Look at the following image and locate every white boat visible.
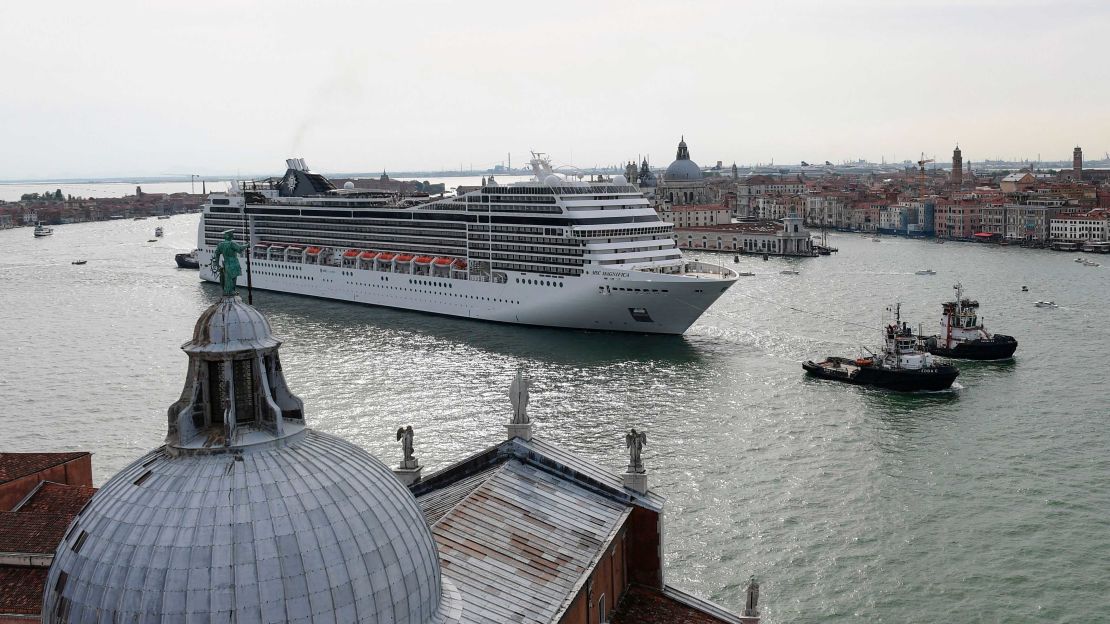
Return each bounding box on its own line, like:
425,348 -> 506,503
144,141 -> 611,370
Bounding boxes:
780,270 -> 799,275
1075,257 -> 1085,263
1081,260 -> 1100,267
196,156 -> 737,334
871,237 -> 881,242
915,269 -> 936,275
155,227 -> 164,238
33,222 -> 53,237
1034,301 -> 1057,308
737,272 -> 755,277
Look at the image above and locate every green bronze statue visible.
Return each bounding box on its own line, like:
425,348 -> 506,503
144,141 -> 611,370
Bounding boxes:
210,230 -> 244,296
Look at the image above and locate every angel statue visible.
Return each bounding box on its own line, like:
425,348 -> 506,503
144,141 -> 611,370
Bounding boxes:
396,425 -> 415,464
508,369 -> 530,425
210,229 -> 244,296
626,428 -> 647,473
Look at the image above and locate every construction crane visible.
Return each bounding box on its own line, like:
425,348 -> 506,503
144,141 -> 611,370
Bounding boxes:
917,153 -> 934,197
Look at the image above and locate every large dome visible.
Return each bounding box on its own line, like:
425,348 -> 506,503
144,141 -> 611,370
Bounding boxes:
43,295 -> 459,623
664,137 -> 703,181
43,430 -> 454,623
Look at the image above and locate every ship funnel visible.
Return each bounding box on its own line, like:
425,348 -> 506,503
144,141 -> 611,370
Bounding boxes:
285,158 -> 296,170
298,158 -> 308,171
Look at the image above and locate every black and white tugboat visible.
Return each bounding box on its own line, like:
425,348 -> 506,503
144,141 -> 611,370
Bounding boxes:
803,304 -> 960,391
174,249 -> 200,269
921,283 -> 1017,360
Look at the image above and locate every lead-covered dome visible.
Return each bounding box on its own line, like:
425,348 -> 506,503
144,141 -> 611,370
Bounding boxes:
665,136 -> 703,181
43,296 -> 459,623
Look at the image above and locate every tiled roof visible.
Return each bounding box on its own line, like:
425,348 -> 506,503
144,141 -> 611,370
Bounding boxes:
419,458 -> 631,623
13,482 -> 97,516
0,452 -> 88,484
611,584 -> 745,624
0,565 -> 48,615
0,511 -> 72,555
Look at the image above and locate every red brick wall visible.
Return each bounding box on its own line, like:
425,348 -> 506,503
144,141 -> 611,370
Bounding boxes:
626,507 -> 662,588
0,455 -> 92,511
559,526 -> 632,624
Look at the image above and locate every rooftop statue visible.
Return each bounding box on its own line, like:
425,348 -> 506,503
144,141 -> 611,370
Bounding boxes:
396,425 -> 415,464
210,229 -> 244,296
509,369 -> 530,424
626,428 -> 647,473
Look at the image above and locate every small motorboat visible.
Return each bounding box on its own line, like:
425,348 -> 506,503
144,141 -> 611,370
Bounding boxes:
147,238 -> 159,242
1034,301 -> 1057,308
1081,260 -> 1100,267
71,260 -> 87,265
737,271 -> 755,277
871,237 -> 881,242
1074,257 -> 1085,263
915,269 -> 936,275
780,270 -> 799,275
175,249 -> 200,269
156,215 -> 171,220
1021,286 -> 1029,292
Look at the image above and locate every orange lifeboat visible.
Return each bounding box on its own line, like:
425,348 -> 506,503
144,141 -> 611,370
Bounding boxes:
452,259 -> 468,269
395,253 -> 414,263
855,357 -> 874,367
413,255 -> 433,265
433,257 -> 452,267
377,252 -> 396,262
359,251 -> 378,260
342,249 -> 359,258
306,246 -> 322,255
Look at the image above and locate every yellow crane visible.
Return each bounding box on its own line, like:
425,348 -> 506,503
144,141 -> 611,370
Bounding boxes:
917,153 -> 934,197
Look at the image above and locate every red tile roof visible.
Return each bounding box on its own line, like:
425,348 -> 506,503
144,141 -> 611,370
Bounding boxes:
0,566 -> 48,615
14,482 -> 97,516
612,584 -> 742,624
0,452 -> 89,484
0,511 -> 72,555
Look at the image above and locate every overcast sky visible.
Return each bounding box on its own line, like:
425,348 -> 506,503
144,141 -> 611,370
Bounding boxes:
2,0 -> 1106,179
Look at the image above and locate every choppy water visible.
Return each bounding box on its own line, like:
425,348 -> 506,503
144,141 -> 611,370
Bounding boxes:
1,216 -> 1107,623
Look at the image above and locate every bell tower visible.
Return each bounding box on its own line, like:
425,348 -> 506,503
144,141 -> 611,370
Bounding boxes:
951,145 -> 963,189
1073,146 -> 1083,180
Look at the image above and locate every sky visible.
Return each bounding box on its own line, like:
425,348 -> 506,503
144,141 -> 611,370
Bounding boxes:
1,0 -> 1107,179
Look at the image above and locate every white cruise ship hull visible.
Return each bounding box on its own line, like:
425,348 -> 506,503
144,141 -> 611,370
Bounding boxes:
198,251 -> 732,334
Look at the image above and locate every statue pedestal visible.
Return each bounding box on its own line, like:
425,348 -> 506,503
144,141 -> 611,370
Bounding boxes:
506,422 -> 533,442
394,462 -> 422,487
622,471 -> 648,494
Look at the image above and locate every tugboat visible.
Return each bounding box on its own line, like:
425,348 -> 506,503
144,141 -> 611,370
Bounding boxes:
175,249 -> 200,269
921,283 -> 1018,360
803,304 -> 960,392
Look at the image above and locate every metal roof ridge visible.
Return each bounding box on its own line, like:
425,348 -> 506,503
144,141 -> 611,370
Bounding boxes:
662,585 -> 748,624
509,437 -> 665,511
427,462 -> 509,530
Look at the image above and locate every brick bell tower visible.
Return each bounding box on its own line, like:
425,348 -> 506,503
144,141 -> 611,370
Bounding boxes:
1073,146 -> 1083,180
951,144 -> 963,188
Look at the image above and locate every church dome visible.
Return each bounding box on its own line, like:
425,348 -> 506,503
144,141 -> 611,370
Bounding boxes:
186,295 -> 281,355
664,137 -> 703,181
43,296 -> 459,624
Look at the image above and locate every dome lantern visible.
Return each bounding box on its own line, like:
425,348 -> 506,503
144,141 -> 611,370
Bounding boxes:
166,294 -> 304,451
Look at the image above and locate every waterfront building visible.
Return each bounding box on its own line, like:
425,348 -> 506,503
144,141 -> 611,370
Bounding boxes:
40,295 -> 758,623
934,200 -> 982,240
657,204 -> 731,228
673,212 -> 816,256
1049,209 -> 1109,243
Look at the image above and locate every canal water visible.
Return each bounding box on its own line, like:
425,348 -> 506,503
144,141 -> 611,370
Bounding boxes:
1,216 -> 1107,623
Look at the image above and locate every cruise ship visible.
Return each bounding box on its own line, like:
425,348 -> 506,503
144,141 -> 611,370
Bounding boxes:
196,156 -> 737,334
